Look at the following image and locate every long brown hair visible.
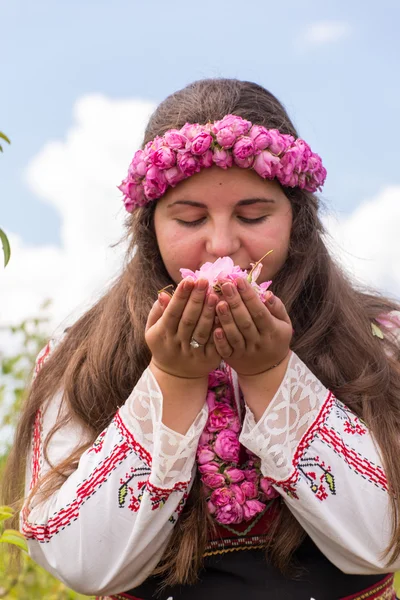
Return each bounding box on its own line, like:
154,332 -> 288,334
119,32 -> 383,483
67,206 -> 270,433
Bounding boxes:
3,79 -> 400,585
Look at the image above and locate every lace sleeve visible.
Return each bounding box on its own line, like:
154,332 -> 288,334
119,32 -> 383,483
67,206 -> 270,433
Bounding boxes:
119,367 -> 209,486
240,351 -> 328,481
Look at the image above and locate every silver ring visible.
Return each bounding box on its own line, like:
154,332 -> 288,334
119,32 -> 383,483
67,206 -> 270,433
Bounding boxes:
190,337 -> 203,349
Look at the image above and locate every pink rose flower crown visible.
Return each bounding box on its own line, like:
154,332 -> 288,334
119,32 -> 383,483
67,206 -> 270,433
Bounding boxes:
118,114 -> 327,212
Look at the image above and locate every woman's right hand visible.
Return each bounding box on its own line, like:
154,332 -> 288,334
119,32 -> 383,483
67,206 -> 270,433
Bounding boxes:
145,277 -> 221,379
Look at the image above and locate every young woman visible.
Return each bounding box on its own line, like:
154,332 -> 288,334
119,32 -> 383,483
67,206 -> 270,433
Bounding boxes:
3,78 -> 400,600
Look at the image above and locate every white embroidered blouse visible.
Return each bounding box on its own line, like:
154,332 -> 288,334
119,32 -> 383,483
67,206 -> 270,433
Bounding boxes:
21,313 -> 400,597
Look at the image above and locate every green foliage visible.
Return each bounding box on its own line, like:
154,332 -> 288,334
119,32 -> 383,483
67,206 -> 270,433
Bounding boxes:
0,131 -> 11,267
0,310 -> 92,599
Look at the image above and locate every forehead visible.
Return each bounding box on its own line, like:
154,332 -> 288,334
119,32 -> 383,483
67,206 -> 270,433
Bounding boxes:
159,166 -> 286,209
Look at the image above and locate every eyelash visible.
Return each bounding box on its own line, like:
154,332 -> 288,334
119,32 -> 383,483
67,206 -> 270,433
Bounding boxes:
176,216 -> 268,228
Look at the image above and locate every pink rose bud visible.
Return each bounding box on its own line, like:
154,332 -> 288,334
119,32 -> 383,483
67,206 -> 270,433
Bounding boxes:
253,151 -> 280,179
198,461 -> 220,474
150,146 -> 176,170
197,445 -> 215,464
215,127 -> 237,149
243,499 -> 265,520
233,137 -> 255,160
208,370 -> 228,388
143,166 -> 167,199
203,473 -> 226,489
214,429 -> 240,462
249,125 -> 271,151
215,499 -> 244,524
212,147 -> 233,169
199,149 -> 214,168
180,123 -> 202,141
208,405 -> 237,432
177,152 -> 201,176
243,468 -> 258,483
163,165 -> 186,188
191,131 -> 213,155
241,480 -> 258,499
225,467 -> 245,483
268,129 -> 289,155
260,477 -> 279,499
128,149 -> 147,180
231,484 -> 246,505
163,129 -> 187,149
210,487 -> 233,507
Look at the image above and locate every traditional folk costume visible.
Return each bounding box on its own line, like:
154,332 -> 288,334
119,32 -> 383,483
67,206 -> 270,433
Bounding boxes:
21,316 -> 400,600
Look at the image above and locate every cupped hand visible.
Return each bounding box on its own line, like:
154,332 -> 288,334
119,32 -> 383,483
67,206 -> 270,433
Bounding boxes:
212,278 -> 292,376
145,277 -> 222,379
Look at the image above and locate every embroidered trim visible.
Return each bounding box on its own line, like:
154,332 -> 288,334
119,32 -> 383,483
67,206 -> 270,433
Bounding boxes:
31,409 -> 43,490
318,426 -> 388,492
114,412 -> 152,467
340,573 -> 395,599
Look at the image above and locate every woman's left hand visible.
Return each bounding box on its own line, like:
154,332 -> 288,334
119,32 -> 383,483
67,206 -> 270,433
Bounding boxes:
214,278 -> 293,376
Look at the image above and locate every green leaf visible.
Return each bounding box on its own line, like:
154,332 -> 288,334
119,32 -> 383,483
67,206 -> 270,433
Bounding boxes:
0,131 -> 11,145
324,472 -> 335,493
371,322 -> 384,339
0,228 -> 11,267
0,506 -> 14,522
0,529 -> 28,552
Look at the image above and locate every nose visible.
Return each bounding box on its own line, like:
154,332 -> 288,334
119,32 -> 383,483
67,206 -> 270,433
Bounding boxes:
205,223 -> 241,259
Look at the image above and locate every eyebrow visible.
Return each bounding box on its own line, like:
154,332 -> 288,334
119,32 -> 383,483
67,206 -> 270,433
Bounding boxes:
167,198 -> 276,208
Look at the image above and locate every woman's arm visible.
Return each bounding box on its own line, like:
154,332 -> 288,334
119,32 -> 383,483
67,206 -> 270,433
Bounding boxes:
21,341 -> 208,596
238,348 -> 400,575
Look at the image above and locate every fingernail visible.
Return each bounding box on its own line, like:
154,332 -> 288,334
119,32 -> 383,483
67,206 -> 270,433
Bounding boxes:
218,302 -> 228,315
158,293 -> 164,307
197,278 -> 208,291
222,283 -> 234,297
267,292 -> 275,304
183,277 -> 194,291
215,329 -> 224,340
237,278 -> 246,291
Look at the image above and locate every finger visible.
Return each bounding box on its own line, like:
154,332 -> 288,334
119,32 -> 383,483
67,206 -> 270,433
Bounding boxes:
145,298 -> 164,332
265,292 -> 292,326
213,327 -> 233,358
161,277 -> 195,333
216,301 -> 245,351
235,278 -> 274,334
158,292 -> 172,313
220,282 -> 258,342
177,278 -> 210,340
189,292 -> 218,346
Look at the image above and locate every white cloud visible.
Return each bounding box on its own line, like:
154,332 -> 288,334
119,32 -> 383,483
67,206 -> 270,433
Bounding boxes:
302,20 -> 352,45
323,185 -> 400,300
0,94 -> 155,340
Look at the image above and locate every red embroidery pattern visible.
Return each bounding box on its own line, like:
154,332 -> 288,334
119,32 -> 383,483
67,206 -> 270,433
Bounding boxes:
33,340 -> 52,379
114,412 -> 152,467
31,409 -> 43,490
146,480 -> 190,511
340,573 -> 395,599
118,467 -> 151,512
318,426 -> 388,492
89,430 -> 107,454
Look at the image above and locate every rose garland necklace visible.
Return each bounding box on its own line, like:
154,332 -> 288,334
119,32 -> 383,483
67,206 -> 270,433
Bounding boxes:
196,368 -> 279,526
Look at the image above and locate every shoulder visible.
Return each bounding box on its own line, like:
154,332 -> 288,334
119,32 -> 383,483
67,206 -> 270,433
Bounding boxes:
33,329 -> 69,379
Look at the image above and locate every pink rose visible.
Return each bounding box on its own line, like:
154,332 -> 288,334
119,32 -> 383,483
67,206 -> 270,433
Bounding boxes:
191,132 -> 213,155
243,468 -> 258,483
243,499 -> 265,520
208,370 -> 228,388
210,487 -> 232,507
163,129 -> 186,149
208,405 -> 237,432
180,123 -> 202,141
197,445 -> 215,464
205,390 -> 217,411
215,127 -> 237,148
213,115 -> 252,137
212,147 -> 233,169
150,146 -> 176,170
241,480 -> 258,499
163,165 -> 186,187
253,151 -> 280,179
199,149 -> 214,168
225,467 -> 245,483
214,430 -> 240,462
233,137 -> 255,160
143,165 -> 167,199
203,473 -> 226,489
199,428 -> 214,445
128,149 -> 147,181
198,461 -> 220,474
268,129 -> 289,155
231,484 -> 246,505
177,152 -> 201,176
260,477 -> 279,499
215,499 -> 244,524
249,125 -> 272,151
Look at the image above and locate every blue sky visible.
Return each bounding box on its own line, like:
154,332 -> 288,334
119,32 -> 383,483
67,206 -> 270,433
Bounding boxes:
2,0 -> 400,246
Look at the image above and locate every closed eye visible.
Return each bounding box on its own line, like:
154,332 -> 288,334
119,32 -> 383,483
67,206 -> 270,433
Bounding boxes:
175,216 -> 268,228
